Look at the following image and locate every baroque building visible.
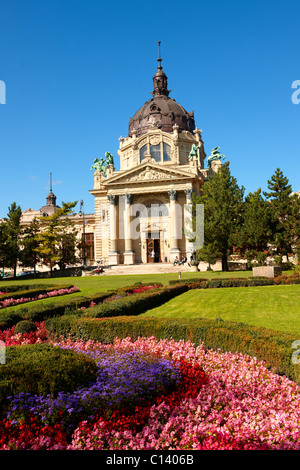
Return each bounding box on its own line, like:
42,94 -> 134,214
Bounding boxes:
21,43 -> 223,269
90,43 -> 221,266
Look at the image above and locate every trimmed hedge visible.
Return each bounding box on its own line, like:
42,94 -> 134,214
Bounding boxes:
0,284 -> 76,302
169,273 -> 300,289
0,284 -> 49,293
45,315 -> 300,386
0,343 -> 98,415
80,285 -> 189,319
0,282 -> 166,330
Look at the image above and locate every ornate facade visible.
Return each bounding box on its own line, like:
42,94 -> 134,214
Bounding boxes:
89,43 -> 221,266
21,43 -> 223,269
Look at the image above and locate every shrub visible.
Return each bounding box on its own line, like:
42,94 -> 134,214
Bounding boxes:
0,344 -> 98,415
45,316 -> 300,387
81,285 -> 189,319
14,320 -> 37,335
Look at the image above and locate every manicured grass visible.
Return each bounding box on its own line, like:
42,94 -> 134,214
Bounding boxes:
141,284 -> 300,337
0,269 -> 254,295
1,270 -> 298,336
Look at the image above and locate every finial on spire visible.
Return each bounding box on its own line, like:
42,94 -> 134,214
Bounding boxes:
157,41 -> 162,70
151,41 -> 170,97
50,172 -> 52,192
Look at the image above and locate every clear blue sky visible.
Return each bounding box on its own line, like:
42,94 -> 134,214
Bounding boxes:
0,0 -> 299,218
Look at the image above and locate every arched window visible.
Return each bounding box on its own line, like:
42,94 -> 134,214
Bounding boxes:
140,145 -> 148,162
139,142 -> 172,163
150,144 -> 161,162
163,143 -> 171,161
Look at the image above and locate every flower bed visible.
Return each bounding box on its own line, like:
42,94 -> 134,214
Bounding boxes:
0,286 -> 80,309
0,328 -> 300,450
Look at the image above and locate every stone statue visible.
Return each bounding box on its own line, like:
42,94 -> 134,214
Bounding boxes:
105,152 -> 114,166
90,157 -> 107,176
188,144 -> 199,161
207,146 -> 225,168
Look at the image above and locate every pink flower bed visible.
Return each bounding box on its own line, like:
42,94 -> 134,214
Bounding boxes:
0,286 -> 80,309
60,336 -> 300,450
1,329 -> 300,450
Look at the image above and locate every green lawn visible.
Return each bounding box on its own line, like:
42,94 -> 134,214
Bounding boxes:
141,284 -> 300,336
0,270 -> 255,296
1,271 -> 299,337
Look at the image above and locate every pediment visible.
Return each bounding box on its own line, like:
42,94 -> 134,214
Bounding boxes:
104,162 -> 196,187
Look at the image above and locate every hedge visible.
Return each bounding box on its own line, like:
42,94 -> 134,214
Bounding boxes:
0,282 -> 165,330
0,284 -> 76,302
169,273 -> 300,289
45,315 -> 300,387
80,284 -> 189,319
0,343 -> 98,415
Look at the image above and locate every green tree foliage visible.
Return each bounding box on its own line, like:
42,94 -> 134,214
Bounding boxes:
35,201 -> 78,275
264,168 -> 300,262
193,162 -> 244,271
0,202 -> 22,277
234,188 -> 276,266
19,217 -> 41,274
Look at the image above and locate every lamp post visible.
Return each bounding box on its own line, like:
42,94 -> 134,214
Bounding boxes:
79,200 -> 87,267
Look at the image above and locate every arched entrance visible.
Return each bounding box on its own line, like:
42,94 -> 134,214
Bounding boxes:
147,233 -> 161,263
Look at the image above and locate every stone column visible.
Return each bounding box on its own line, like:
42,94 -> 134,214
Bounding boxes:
108,194 -> 120,265
124,194 -> 136,265
168,190 -> 181,262
184,188 -> 195,256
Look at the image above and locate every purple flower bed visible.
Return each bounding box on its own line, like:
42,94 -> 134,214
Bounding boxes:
6,348 -> 181,435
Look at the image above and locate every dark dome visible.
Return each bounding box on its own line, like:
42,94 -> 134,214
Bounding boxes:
128,95 -> 195,137
128,42 -> 195,137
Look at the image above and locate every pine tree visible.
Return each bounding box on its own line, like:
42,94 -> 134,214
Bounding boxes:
0,202 -> 22,277
193,162 -> 244,271
264,168 -> 300,262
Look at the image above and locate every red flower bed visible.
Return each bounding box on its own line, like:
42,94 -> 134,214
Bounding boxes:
0,415 -> 68,450
75,359 -> 208,437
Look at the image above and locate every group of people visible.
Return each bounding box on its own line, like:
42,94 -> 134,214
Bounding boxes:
173,250 -> 197,267
173,256 -> 187,266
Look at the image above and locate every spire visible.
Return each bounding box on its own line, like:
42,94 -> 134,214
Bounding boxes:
46,172 -> 57,206
151,41 -> 170,97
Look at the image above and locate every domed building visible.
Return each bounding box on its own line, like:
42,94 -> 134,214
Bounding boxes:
90,43 -> 222,266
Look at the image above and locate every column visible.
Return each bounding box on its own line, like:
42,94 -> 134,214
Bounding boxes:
124,193 -> 136,265
168,190 -> 181,262
108,194 -> 120,265
184,188 -> 195,256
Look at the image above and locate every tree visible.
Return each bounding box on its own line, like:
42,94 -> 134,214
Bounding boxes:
234,188 -> 276,267
0,202 -> 22,277
264,168 -> 300,262
35,201 -> 78,275
193,162 -> 244,271
19,218 -> 41,275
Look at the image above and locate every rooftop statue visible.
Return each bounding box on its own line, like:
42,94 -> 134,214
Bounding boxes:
207,146 -> 226,168
105,152 -> 114,166
90,157 -> 107,176
188,144 -> 199,160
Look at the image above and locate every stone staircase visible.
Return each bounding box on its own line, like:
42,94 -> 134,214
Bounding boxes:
100,262 -> 194,276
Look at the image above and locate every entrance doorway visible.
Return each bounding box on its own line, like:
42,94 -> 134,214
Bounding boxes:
147,238 -> 161,263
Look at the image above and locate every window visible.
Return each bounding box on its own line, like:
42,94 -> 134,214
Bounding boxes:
139,141 -> 172,163
163,143 -> 171,161
140,145 -> 148,162
150,144 -> 161,162
84,233 -> 94,261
